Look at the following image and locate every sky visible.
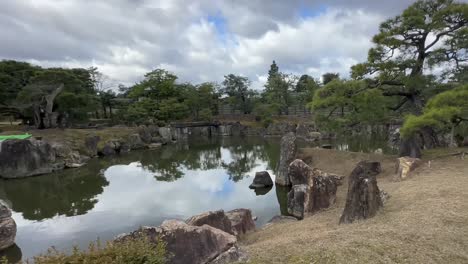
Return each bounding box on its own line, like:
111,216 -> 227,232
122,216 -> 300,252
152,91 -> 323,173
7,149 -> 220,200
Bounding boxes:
0,0 -> 456,90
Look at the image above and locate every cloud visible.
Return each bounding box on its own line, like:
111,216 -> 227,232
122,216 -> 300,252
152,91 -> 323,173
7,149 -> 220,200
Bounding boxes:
1,0 -> 452,89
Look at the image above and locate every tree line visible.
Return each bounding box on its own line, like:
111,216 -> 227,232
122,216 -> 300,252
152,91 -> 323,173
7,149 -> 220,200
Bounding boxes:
0,0 -> 466,148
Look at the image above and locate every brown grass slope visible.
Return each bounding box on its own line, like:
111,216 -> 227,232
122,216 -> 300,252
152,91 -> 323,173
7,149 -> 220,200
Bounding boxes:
242,148 -> 468,264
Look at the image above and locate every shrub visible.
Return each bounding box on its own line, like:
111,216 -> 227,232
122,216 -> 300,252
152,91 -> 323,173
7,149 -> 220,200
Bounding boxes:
24,237 -> 166,264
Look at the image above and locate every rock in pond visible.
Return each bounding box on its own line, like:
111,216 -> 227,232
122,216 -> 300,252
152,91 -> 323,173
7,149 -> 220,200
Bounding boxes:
340,161 -> 383,224
225,209 -> 256,236
249,171 -> 273,189
0,139 -> 63,179
116,219 -> 247,264
0,202 -> 16,251
276,132 -> 297,186
186,210 -> 234,235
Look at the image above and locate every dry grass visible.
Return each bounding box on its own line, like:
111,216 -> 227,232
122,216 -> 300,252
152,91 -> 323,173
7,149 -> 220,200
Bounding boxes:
242,147 -> 468,264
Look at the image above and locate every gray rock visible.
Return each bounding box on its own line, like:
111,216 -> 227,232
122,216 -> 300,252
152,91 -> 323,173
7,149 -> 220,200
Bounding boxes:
159,127 -> 173,142
249,171 -> 273,189
276,132 -> 297,186
138,125 -> 153,143
225,209 -> 256,236
209,246 -> 249,264
186,210 -> 234,235
127,134 -> 146,150
100,141 -> 119,156
340,161 -> 383,224
0,202 -> 16,251
84,135 -> 100,157
287,184 -> 308,219
288,159 -> 313,186
116,219 -> 242,264
0,139 -> 62,178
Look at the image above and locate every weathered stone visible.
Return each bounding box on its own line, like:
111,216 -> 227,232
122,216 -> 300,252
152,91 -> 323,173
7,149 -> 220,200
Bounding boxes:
115,220 -> 240,264
0,202 -> 16,251
395,157 -> 422,181
186,210 -> 234,235
84,135 -> 100,157
287,184 -> 307,219
159,127 -> 173,142
266,122 -> 296,136
0,139 -> 62,178
138,125 -> 153,143
225,209 -> 255,236
249,171 -> 273,189
100,141 -> 118,156
308,132 -> 322,141
51,142 -> 89,168
340,161 -> 383,224
276,132 -> 297,186
127,134 -> 146,150
288,159 -> 313,186
209,246 -> 249,264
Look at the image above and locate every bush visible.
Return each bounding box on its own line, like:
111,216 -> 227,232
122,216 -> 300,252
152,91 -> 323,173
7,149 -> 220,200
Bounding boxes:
9,237 -> 167,264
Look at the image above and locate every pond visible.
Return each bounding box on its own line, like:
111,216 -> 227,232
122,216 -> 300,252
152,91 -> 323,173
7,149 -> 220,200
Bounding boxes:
0,133 -> 394,262
0,136 -> 289,261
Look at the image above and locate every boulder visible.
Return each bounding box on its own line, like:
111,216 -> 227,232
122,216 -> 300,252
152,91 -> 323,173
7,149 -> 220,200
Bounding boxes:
276,132 -> 297,186
127,134 -> 146,150
186,210 -> 234,235
115,220 -> 242,264
308,132 -> 322,141
84,135 -> 100,157
253,186 -> 272,196
287,160 -> 344,219
100,141 -> 119,156
287,184 -> 307,219
0,202 -> 16,251
51,142 -> 89,168
395,157 -> 422,181
0,139 -> 63,178
340,161 -> 383,224
138,125 -> 153,143
159,127 -> 173,142
225,209 -> 255,236
249,171 -> 273,189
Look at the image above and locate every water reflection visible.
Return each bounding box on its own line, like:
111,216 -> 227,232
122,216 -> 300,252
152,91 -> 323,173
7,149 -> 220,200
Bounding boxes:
0,136 -> 283,260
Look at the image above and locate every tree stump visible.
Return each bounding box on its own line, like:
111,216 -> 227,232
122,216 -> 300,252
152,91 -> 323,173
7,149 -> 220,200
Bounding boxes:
339,161 -> 383,224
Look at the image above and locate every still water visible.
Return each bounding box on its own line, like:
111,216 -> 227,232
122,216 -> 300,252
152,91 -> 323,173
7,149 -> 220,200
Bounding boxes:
0,134 -> 393,261
0,137 -> 289,261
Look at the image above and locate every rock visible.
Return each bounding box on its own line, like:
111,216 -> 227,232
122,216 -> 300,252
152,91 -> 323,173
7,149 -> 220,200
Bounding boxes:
51,142 -> 89,168
0,202 -> 16,251
266,122 -> 296,136
138,125 -> 153,143
296,124 -> 317,141
100,141 -> 119,156
148,143 -> 162,149
249,171 -> 273,189
225,209 -> 255,236
340,161 -> 383,224
287,184 -> 307,219
84,135 -> 100,157
0,139 -> 62,178
321,144 -> 333,149
127,134 -> 146,150
209,245 -> 249,264
374,148 -> 383,154
287,159 -> 344,219
186,210 -> 234,235
159,127 -> 173,142
115,220 -> 241,264
288,159 -> 313,186
399,136 -> 421,158
380,190 -> 391,205
395,156 -> 422,181
276,132 -> 297,186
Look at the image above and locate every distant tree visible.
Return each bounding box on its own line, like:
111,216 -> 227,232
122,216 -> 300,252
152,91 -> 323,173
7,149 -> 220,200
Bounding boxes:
322,73 -> 340,85
222,74 -> 254,114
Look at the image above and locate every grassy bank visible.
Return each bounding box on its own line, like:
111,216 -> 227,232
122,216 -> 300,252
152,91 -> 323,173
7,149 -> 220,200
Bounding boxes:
242,148 -> 468,263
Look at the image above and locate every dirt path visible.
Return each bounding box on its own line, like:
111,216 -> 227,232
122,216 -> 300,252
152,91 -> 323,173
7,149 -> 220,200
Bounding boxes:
242,148 -> 468,264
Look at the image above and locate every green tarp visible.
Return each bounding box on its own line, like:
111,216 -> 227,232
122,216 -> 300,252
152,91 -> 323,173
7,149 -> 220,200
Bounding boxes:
0,134 -> 32,140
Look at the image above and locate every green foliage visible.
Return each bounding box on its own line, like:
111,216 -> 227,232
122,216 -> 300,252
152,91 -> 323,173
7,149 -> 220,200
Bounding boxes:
222,74 -> 255,114
253,103 -> 276,127
30,237 -> 166,264
321,73 -> 339,85
401,84 -> 468,138
311,79 -> 390,130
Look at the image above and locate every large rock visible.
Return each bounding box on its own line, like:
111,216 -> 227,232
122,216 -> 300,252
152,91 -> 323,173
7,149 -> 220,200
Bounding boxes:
340,161 -> 383,224
0,139 -> 62,178
84,135 -> 100,157
99,141 -> 119,156
138,125 -> 153,143
0,202 -> 16,251
287,159 -> 344,219
116,220 -> 243,264
276,132 -> 297,186
287,184 -> 308,219
127,134 -> 146,150
395,157 -> 422,181
225,209 -> 255,236
51,142 -> 89,168
186,210 -> 234,235
296,124 -> 320,141
249,171 -> 273,189
159,127 -> 173,142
